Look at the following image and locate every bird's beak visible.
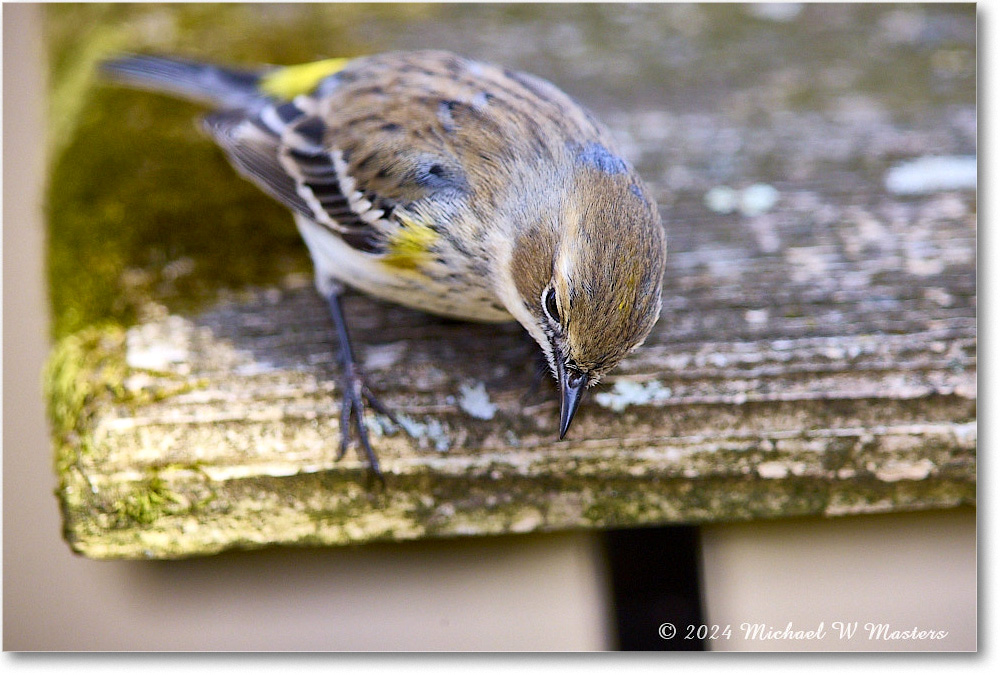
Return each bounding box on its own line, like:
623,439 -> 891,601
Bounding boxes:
557,359 -> 588,439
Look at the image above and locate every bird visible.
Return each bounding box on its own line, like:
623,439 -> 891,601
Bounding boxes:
100,50 -> 667,480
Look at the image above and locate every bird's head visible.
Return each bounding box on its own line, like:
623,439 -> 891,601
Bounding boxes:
500,164 -> 667,438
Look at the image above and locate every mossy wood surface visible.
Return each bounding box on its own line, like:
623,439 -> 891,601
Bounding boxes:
44,5 -> 976,558
50,222 -> 976,559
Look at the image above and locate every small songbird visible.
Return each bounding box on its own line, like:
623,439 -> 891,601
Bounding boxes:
101,50 -> 667,478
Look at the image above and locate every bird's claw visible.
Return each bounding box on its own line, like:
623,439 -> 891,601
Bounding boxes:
335,365 -> 394,487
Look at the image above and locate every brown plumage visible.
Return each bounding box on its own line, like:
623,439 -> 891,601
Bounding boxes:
101,49 -> 667,476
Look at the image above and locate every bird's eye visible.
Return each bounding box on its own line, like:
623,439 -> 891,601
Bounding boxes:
543,287 -> 561,325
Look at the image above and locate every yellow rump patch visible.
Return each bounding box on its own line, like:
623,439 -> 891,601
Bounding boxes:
382,213 -> 439,271
259,58 -> 351,99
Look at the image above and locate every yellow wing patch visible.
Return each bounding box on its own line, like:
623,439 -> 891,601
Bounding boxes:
382,213 -> 439,271
259,58 -> 351,99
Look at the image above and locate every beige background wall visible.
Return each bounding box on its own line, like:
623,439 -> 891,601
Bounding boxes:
3,4 -> 977,652
701,509 -> 976,651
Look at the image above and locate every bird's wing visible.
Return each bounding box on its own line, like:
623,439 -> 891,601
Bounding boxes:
200,49 -> 590,258
203,102 -> 396,254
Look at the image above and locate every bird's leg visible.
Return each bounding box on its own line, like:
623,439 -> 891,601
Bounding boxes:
325,288 -> 401,485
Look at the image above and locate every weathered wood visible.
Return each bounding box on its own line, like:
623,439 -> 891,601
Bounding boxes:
51,178 -> 976,558
45,4 -> 976,558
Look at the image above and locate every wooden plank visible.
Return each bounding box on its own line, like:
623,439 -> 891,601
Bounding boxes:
50,182 -> 976,558
44,4 -> 976,559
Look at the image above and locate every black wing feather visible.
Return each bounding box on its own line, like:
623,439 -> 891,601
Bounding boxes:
202,110 -> 313,216
203,108 -> 386,253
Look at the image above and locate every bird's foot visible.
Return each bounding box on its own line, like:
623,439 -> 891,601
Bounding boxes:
325,287 -> 406,487
336,361 -> 402,487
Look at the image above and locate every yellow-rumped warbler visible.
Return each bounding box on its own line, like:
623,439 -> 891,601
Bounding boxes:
101,50 -> 667,478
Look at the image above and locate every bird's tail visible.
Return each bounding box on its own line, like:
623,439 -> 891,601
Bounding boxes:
100,54 -> 267,109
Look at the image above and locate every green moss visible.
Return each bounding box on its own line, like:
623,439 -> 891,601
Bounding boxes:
45,80 -> 309,340
44,323 -> 208,478
44,325 -> 128,462
60,461 -> 977,559
43,3 -> 455,342
110,473 -> 184,528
